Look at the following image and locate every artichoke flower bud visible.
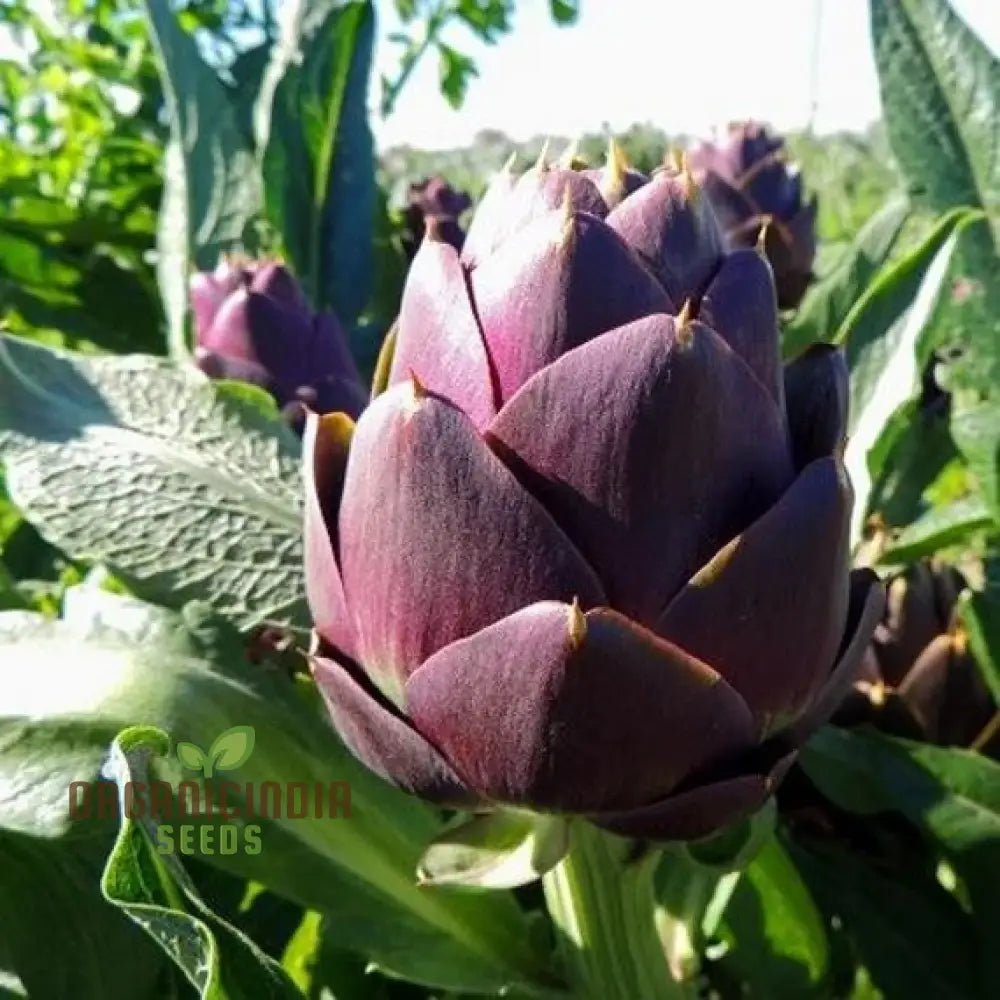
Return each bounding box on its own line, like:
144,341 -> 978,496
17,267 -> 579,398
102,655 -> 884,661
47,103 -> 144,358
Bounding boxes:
190,257 -> 366,423
402,176 -> 473,261
303,136 -> 883,843
687,121 -> 818,309
839,560 -> 995,746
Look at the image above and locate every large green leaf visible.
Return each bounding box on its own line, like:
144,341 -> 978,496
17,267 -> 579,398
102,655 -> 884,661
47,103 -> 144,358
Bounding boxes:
862,398 -> 959,534
801,726 -> 1000,993
871,0 -> 1000,225
101,726 -> 302,999
801,726 -> 1000,843
951,393 -> 1000,522
714,835 -> 830,999
0,592 -> 556,997
870,0 -> 1000,390
264,1 -> 376,328
783,195 -> 910,357
0,334 -> 307,632
838,207 -> 974,541
790,837 -> 979,1000
878,494 -> 993,564
142,0 -> 262,357
838,207 -> 975,428
0,821 -> 176,999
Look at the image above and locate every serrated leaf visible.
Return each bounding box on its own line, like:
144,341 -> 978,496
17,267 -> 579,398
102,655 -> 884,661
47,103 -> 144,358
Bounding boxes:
870,0 -> 999,231
177,741 -> 209,772
0,334 -> 307,632
209,726 -> 256,773
871,0 -> 1000,389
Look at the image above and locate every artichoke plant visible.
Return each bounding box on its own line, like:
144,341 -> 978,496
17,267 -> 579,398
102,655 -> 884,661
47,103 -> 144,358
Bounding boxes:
304,143 -> 883,843
840,560 -> 995,747
688,121 -> 817,309
191,258 -> 366,421
402,176 -> 472,260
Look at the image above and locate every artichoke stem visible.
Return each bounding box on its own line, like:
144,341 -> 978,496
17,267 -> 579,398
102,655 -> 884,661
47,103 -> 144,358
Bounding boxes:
542,821 -> 697,1000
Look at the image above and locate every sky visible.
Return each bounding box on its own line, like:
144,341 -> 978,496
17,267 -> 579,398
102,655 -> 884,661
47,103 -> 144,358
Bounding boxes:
371,0 -> 1000,150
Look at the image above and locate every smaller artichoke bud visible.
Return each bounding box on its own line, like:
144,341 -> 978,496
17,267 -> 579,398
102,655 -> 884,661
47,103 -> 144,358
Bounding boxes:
838,559 -> 995,746
403,177 -> 473,261
687,121 -> 818,310
190,257 -> 366,423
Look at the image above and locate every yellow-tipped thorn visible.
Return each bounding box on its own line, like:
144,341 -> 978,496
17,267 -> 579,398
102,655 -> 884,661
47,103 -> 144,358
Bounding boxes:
535,138 -> 551,171
950,624 -> 969,657
680,153 -> 699,202
605,135 -> 629,175
602,136 -> 627,194
567,597 -> 587,649
677,298 -> 694,326
676,299 -> 696,347
867,680 -> 888,708
755,216 -> 772,255
559,138 -> 583,169
664,147 -> 684,173
408,368 -> 427,403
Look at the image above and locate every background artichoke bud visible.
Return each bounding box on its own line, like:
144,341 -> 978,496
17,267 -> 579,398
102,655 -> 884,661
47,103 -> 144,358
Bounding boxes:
304,137 -> 883,843
687,121 -> 818,310
191,257 -> 366,423
838,560 -> 996,746
402,176 -> 473,260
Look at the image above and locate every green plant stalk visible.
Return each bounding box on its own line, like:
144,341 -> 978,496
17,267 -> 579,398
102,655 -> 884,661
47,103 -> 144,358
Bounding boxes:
542,821 -> 698,1000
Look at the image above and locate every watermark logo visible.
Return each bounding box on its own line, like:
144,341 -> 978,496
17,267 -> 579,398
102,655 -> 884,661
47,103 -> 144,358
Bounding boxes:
176,725 -> 255,778
68,725 -> 351,857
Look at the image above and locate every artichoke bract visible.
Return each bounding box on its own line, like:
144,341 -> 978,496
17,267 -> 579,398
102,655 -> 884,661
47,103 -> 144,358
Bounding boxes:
304,143 -> 883,842
688,122 -> 817,310
840,561 -> 995,746
402,177 -> 472,260
191,258 -> 366,421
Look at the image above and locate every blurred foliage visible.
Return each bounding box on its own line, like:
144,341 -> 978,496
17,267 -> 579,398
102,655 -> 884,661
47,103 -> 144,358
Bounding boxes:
0,0 -> 164,352
379,121 -> 901,258
380,0 -> 579,115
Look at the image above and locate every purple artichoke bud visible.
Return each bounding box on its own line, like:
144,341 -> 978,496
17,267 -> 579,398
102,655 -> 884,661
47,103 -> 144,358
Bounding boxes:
839,560 -> 995,746
303,138 -> 883,843
403,176 -> 473,260
688,121 -> 818,310
191,258 -> 366,421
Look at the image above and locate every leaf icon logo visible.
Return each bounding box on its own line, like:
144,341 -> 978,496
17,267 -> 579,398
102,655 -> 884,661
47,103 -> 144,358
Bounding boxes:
175,725 -> 255,778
